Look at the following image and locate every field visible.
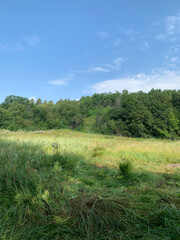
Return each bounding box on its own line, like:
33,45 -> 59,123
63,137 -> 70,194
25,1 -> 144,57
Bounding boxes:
0,130 -> 180,239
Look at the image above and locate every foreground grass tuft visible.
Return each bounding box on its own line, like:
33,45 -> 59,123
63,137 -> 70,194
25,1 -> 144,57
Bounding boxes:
119,159 -> 133,177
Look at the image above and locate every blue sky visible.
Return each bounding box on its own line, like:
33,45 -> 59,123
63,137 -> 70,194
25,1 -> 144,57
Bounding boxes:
1,0 -> 180,102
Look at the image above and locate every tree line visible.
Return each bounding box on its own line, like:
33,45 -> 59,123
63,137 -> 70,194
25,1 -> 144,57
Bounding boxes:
1,89 -> 180,139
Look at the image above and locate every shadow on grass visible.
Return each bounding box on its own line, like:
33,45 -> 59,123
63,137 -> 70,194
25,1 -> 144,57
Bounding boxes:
0,139 -> 180,240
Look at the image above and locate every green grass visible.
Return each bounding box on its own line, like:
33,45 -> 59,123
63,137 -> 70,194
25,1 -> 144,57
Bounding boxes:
0,129 -> 180,239
81,115 -> 96,133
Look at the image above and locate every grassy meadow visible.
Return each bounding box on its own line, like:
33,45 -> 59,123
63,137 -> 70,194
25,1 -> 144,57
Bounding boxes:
0,129 -> 180,239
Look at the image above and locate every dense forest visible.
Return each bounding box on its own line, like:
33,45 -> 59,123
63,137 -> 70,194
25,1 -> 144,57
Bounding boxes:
1,89 -> 180,139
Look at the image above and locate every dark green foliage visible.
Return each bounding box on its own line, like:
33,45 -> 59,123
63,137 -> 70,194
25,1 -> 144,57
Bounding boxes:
1,89 -> 180,138
97,89 -> 180,138
0,96 -> 83,131
79,92 -> 120,116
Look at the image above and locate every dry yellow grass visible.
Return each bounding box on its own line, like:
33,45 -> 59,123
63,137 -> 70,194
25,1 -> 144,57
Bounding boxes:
0,129 -> 180,174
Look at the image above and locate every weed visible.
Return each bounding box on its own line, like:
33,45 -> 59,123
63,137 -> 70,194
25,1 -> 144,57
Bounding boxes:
91,146 -> 105,158
119,159 -> 133,177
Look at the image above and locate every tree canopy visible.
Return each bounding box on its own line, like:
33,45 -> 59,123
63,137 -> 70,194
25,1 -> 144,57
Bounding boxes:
1,90 -> 180,139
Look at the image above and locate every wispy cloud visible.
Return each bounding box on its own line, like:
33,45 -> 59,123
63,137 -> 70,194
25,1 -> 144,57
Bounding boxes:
104,57 -> 124,70
97,31 -> 109,39
0,35 -> 40,53
48,73 -> 74,86
112,38 -> 122,46
124,29 -> 135,35
89,69 -> 180,93
91,67 -> 110,73
14,43 -> 24,51
114,57 -> 124,65
49,79 -> 68,86
0,43 -> 24,52
154,12 -> 180,41
154,34 -> 166,41
166,13 -> 180,35
164,44 -> 180,69
23,35 -> 40,47
140,41 -> 150,51
152,13 -> 180,71
80,57 -> 125,74
0,44 -> 11,52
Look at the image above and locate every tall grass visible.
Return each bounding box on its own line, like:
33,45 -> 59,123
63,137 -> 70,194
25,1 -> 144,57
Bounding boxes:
119,158 -> 133,177
0,130 -> 180,239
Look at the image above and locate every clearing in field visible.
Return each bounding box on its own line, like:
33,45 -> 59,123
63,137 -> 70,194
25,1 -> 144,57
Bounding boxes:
0,130 -> 180,239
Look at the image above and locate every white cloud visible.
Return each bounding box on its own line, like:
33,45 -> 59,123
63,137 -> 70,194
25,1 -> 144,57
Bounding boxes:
49,79 -> 69,86
163,44 -> 180,69
114,57 -> 124,66
0,43 -> 24,52
94,57 -> 124,72
155,12 -> 180,41
171,56 -> 178,62
78,57 -> 124,74
104,57 -> 124,70
23,35 -> 40,47
0,44 -> 11,52
91,67 -> 110,73
166,14 -> 180,35
48,73 -> 74,86
0,35 -> 39,52
97,31 -> 109,39
89,69 -> 180,93
140,41 -> 150,51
